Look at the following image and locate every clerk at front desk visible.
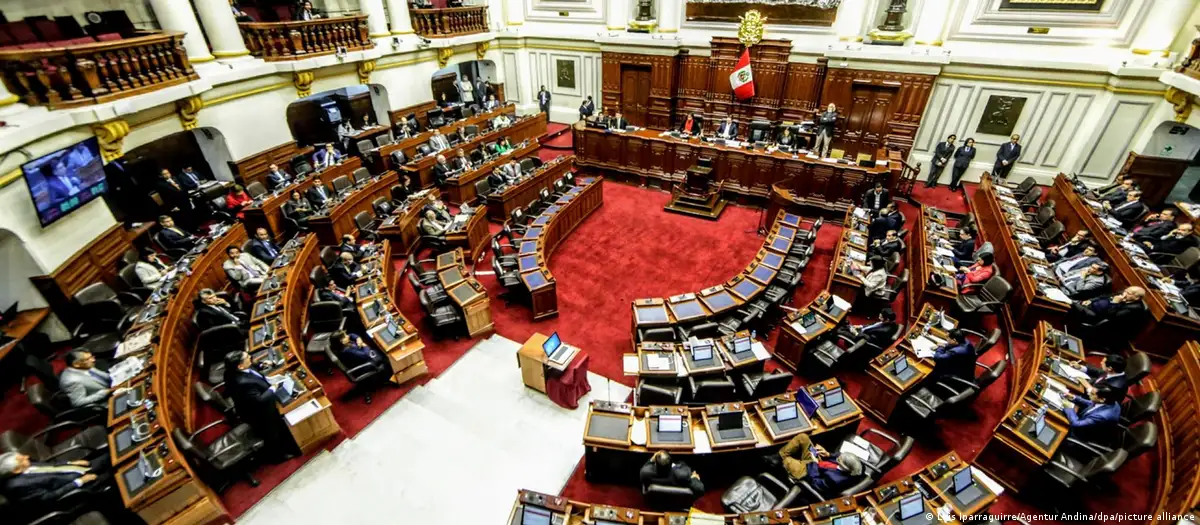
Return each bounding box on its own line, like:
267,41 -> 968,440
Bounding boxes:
608,113 -> 628,131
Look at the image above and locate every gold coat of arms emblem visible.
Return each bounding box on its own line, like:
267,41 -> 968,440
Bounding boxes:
738,10 -> 766,48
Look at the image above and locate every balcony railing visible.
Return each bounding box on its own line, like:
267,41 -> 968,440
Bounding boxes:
0,31 -> 198,110
239,15 -> 372,62
410,7 -> 489,38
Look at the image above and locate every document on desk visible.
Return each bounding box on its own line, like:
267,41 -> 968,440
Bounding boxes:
1021,247 -> 1047,261
686,511 -> 725,525
646,354 -> 672,371
630,417 -> 648,446
831,294 -> 851,312
839,437 -> 872,462
285,399 -> 325,426
852,207 -> 868,220
1055,362 -> 1090,382
974,467 -> 1005,496
692,429 -> 711,454
622,354 -> 638,375
848,249 -> 867,262
116,331 -> 154,359
935,246 -> 955,258
1041,287 -> 1072,304
911,336 -> 937,357
999,195 -> 1019,206
1041,387 -> 1066,409
751,341 -> 771,360
1016,233 -> 1039,246
109,357 -> 145,387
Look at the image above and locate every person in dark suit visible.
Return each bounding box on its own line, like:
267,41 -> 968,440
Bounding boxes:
537,86 -> 551,114
176,166 -> 202,191
306,182 -> 333,208
223,351 -> 298,462
579,96 -> 595,121
778,433 -> 862,492
294,0 -> 321,20
451,148 -> 473,171
1060,263 -> 1108,300
196,289 -> 248,330
1081,353 -> 1131,396
157,215 -> 197,252
317,279 -> 356,313
155,168 -> 191,213
638,451 -> 704,497
680,113 -> 703,135
608,113 -> 628,131
868,211 -> 892,241
487,169 -> 507,191
329,331 -> 389,402
0,452 -> 111,508
993,134 -> 1022,180
1061,384 -> 1122,441
777,127 -> 797,148
311,143 -> 343,170
265,163 -> 291,190
1099,177 -> 1137,206
873,203 -> 904,238
1070,285 -> 1146,326
924,134 -> 957,187
931,329 -> 976,382
475,77 -> 491,101
1131,209 -> 1178,244
44,161 -> 83,203
870,229 -> 902,259
339,234 -> 362,261
840,308 -> 898,349
862,182 -> 889,215
329,251 -> 363,288
716,116 -> 738,140
1143,223 -> 1197,262
1104,190 -> 1147,227
284,190 -> 314,227
432,155 -> 454,187
949,138 -> 976,191
951,228 -> 977,267
248,227 -> 282,263
1046,230 -> 1092,263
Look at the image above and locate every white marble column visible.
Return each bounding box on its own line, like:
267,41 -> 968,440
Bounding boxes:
658,0 -> 682,33
912,0 -> 951,45
606,0 -> 628,30
505,0 -> 526,26
386,0 -> 414,34
148,0 -> 214,62
193,0 -> 249,58
1130,0 -> 1197,55
360,0 -> 390,38
835,0 -> 868,41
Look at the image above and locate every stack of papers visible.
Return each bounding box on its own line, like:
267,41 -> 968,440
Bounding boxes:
109,357 -> 145,387
1041,286 -> 1072,304
284,399 -> 324,425
1016,233 -> 1039,246
848,249 -> 867,262
840,436 -> 873,461
621,355 -> 638,374
116,331 -> 154,359
646,354 -> 673,371
831,295 -> 852,311
911,335 -> 937,356
1055,361 -> 1090,382
692,429 -> 711,453
935,247 -> 955,258
1021,247 -> 1047,260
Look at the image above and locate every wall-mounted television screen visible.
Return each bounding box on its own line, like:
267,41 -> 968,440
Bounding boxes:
22,137 -> 107,227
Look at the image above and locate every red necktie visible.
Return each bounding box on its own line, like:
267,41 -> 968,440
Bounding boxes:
818,460 -> 839,470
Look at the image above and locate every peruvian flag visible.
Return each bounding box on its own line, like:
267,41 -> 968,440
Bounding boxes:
730,49 -> 755,100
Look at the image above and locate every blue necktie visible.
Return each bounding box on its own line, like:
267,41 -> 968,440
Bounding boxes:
89,369 -> 110,386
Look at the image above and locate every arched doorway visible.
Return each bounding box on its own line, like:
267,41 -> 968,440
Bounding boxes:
429,60 -> 501,107
285,83 -> 392,153
105,127 -> 235,223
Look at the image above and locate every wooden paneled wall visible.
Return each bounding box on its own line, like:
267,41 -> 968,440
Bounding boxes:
601,38 -> 934,157
29,223 -> 135,324
229,141 -> 316,189
1152,341 -> 1200,525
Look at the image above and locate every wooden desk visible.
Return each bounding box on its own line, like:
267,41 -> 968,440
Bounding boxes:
379,104 -> 517,175
904,203 -> 959,320
376,189 -> 439,255
574,123 -> 901,220
356,241 -> 428,385
516,332 -> 580,394
971,176 -> 1069,337
443,138 -> 540,206
229,140 -> 315,190
308,172 -> 399,245
437,248 -> 493,337
917,452 -> 999,520
1048,174 -> 1200,357
242,156 -> 365,242
0,307 -> 50,363
401,114 -> 546,195
827,208 -> 870,303
774,295 -> 840,372
486,154 -> 573,222
517,171 -> 604,321
856,304 -> 957,425
444,207 -> 489,263
1149,340 -> 1200,525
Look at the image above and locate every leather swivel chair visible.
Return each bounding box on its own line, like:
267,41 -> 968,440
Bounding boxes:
643,483 -> 699,511
307,301 -> 346,336
372,197 -> 393,217
1005,176 -> 1038,199
492,237 -> 518,270
408,253 -> 440,286
197,324 -> 244,385
688,375 -> 736,404
1042,447 -> 1127,490
390,150 -> 408,167
637,380 -> 683,405
245,182 -> 267,199
954,276 -> 1012,317
676,322 -> 719,341
172,424 -> 265,492
331,175 -> 353,195
26,384 -> 105,424
353,210 -> 379,241
637,327 -> 677,344
837,428 -> 914,480
722,473 -> 801,514
419,288 -> 462,340
474,179 -> 491,200
1120,391 -> 1160,428
352,167 -> 372,186
309,266 -> 330,289
194,381 -> 236,418
740,370 -> 793,400
117,265 -> 153,301
491,257 -> 524,304
407,270 -> 450,306
320,246 -> 340,268
356,139 -> 374,156
325,345 -> 391,404
0,422 -> 108,462
961,327 -> 1002,356
906,358 -> 1008,422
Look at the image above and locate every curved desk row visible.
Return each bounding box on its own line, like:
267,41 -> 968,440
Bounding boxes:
631,211 -> 807,337
486,154 -> 574,222
827,207 -> 871,303
401,113 -> 547,199
1048,174 -> 1200,357
242,156 -> 366,242
514,171 -> 604,321
441,136 -> 541,206
854,304 -> 960,426
513,450 -> 1000,525
376,103 -> 517,173
105,225 -> 252,525
307,170 -> 401,245
377,189 -> 441,255
904,204 -> 960,322
349,240 -> 429,384
1150,341 -> 1200,524
582,377 -> 863,484
433,248 -> 494,338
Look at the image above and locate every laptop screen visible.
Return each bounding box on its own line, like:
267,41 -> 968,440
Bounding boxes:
691,344 -> 713,361
892,355 -> 909,375
775,402 -> 798,422
797,390 -> 820,417
542,333 -> 561,357
733,336 -> 752,353
658,414 -> 683,433
832,515 -> 861,525
521,507 -> 552,525
824,388 -> 845,408
1033,411 -> 1047,436
898,494 -> 924,520
953,467 -> 974,494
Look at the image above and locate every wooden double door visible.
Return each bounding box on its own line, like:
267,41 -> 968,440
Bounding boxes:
841,83 -> 898,157
620,65 -> 652,128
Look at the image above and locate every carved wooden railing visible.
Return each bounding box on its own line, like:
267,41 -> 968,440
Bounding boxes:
1179,35 -> 1200,81
0,31 -> 198,110
239,15 -> 372,62
410,7 -> 489,38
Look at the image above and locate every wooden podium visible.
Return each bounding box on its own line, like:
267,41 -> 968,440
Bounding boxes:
517,332 -> 577,393
664,162 -> 727,220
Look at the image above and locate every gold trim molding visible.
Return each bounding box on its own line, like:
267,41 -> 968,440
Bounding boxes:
476,41 -> 490,60
176,96 -> 203,130
212,49 -> 250,58
190,55 -> 216,63
437,47 -> 454,68
357,59 -> 376,84
0,93 -> 19,107
1166,87 -> 1193,123
294,71 -> 315,98
92,120 -> 131,163
939,72 -> 1164,95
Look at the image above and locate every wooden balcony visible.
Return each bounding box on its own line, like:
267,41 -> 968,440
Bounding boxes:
410,7 -> 489,38
1179,34 -> 1200,81
239,15 -> 372,62
0,31 -> 198,110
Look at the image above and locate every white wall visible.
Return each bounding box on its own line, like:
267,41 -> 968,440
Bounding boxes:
192,128 -> 235,181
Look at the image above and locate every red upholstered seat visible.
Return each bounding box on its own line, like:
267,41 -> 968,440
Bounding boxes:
3,22 -> 38,44
94,33 -> 122,42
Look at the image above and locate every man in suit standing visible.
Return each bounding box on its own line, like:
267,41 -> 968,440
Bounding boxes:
862,182 -> 889,215
1104,190 -> 1147,227
993,134 -> 1022,181
157,215 -> 197,252
223,351 -> 298,462
930,329 -> 976,382
475,77 -> 491,101
329,251 -> 363,288
537,85 -> 551,114
949,138 -> 976,191
155,169 -> 191,213
44,161 -> 83,203
59,350 -> 119,408
608,112 -> 628,131
306,182 -> 333,209
716,116 -> 737,140
579,96 -> 595,121
311,143 -> 342,170
248,227 -> 282,264
813,103 -> 838,158
223,246 -> 269,291
1060,385 -> 1122,440
196,289 -> 248,330
924,134 -> 956,187
429,129 -> 451,152
264,163 -> 291,190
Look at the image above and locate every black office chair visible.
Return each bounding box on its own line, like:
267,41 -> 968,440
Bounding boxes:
117,265 -> 153,301
1120,391 -> 1160,428
837,428 -> 914,480
25,384 -> 105,424
811,322 -> 906,369
172,424 -> 264,492
197,324 -> 244,385
954,276 -> 1012,318
390,185 -> 411,205
418,288 -> 462,340
408,253 -> 440,286
352,167 -> 372,187
676,322 -> 719,341
491,257 -> 525,304
475,179 -> 492,199
740,370 -> 793,400
1075,300 -> 1148,351
519,158 -> 537,173
636,380 -> 683,405
427,109 -> 445,127
416,144 -> 432,157
307,301 -> 346,335
1035,220 -> 1065,248
72,282 -> 139,337
1017,186 -> 1043,211
637,327 -> 677,344
0,422 -> 107,463
550,178 -> 568,199
331,175 -> 353,196
688,375 -> 736,404
962,327 -> 1002,356
372,197 -> 393,217
1066,421 -> 1157,463
1004,176 -> 1038,199
390,150 -> 408,167
465,124 -> 479,136
722,472 -> 802,514
320,246 -> 340,268
375,134 -> 394,148
309,266 -> 330,290
1025,204 -> 1056,232
194,381 -> 236,418
1156,246 -> 1200,275
325,345 -> 391,404
905,358 -> 1008,422
1041,447 -> 1127,491
356,139 -> 374,156
643,483 -> 699,511
716,315 -> 743,336
354,210 -> 379,241
861,269 -> 907,315
492,237 -> 518,270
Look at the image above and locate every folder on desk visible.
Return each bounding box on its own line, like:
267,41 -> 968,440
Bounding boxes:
911,336 -> 937,356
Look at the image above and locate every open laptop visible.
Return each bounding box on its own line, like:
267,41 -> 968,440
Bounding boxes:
896,493 -> 929,525
950,466 -> 983,505
542,332 -> 577,366
821,387 -> 853,417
